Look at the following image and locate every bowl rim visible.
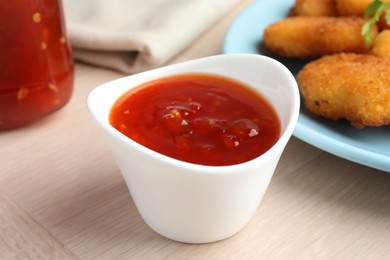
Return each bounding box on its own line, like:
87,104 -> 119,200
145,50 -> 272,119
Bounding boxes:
88,54 -> 300,174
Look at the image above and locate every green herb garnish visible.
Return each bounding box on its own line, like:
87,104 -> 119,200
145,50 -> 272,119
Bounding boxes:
362,0 -> 390,45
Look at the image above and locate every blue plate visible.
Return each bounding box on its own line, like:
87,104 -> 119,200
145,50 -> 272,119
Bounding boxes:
223,0 -> 390,172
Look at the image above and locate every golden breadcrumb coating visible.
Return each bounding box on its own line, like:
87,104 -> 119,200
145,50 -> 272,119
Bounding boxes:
335,0 -> 373,16
263,17 -> 376,59
290,0 -> 337,17
336,0 -> 390,29
371,30 -> 390,57
297,53 -> 390,128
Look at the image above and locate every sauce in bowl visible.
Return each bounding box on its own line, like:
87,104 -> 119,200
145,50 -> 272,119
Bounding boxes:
109,73 -> 280,166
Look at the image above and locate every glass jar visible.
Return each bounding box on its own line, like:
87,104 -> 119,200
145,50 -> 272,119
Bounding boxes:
0,0 -> 74,130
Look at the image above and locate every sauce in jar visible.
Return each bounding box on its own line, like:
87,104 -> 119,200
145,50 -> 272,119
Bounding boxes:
0,0 -> 74,130
109,74 -> 280,166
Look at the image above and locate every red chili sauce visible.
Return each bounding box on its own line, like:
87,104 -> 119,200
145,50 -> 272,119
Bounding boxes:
109,74 -> 281,166
0,0 -> 74,130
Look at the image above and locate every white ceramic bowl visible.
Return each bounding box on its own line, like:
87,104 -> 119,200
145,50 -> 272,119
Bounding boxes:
87,54 -> 300,243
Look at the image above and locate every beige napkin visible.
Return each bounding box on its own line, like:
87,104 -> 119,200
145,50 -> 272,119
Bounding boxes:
63,0 -> 241,74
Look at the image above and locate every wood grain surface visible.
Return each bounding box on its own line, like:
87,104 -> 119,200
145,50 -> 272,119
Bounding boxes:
1,0 -> 390,259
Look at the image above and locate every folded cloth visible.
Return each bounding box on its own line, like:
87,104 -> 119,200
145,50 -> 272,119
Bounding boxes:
63,0 -> 241,74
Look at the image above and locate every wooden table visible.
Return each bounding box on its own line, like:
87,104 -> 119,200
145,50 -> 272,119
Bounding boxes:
2,1 -> 390,259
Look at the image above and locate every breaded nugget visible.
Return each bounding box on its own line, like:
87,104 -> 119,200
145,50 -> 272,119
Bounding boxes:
263,17 -> 376,59
371,30 -> 390,57
335,0 -> 373,16
290,0 -> 337,16
337,0 -> 390,18
297,53 -> 390,128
